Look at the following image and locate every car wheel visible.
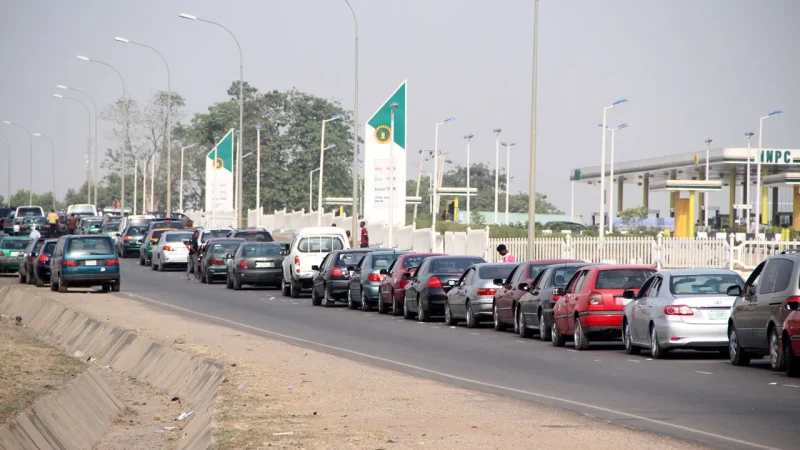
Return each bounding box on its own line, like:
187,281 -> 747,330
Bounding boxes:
111,280 -> 120,292
347,289 -> 357,310
418,296 -> 428,322
444,302 -> 456,326
551,320 -> 565,347
492,304 -> 504,331
233,274 -> 242,291
282,277 -> 291,296
361,291 -> 371,312
649,325 -> 667,359
205,271 -> 214,284
538,311 -> 551,341
157,257 -> 165,271
728,325 -> 751,366
785,332 -> 800,378
403,298 -> 414,320
290,280 -> 301,299
151,257 -> 158,271
518,308 -> 533,338
464,302 -> 478,328
324,287 -> 334,308
393,296 -> 402,317
26,270 -> 33,285
623,321 -> 640,355
377,295 -> 387,315
769,327 -> 785,372
58,278 -> 68,293
34,273 -> 44,288
311,286 -> 322,306
102,284 -> 110,292
18,271 -> 24,283
50,274 -> 58,292
226,274 -> 233,289
139,255 -> 145,266
120,249 -> 127,258
574,318 -> 590,351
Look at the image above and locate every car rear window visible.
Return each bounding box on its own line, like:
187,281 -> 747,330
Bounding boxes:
335,252 -> 367,267
670,274 -> 743,295
234,230 -> 273,242
67,237 -> 114,256
86,220 -> 102,227
432,258 -> 485,274
0,239 -> 30,250
22,217 -> 45,224
243,244 -> 281,257
127,225 -> 148,235
372,254 -> 400,271
478,265 -> 515,280
17,208 -> 41,217
402,255 -> 432,269
103,223 -> 120,232
529,264 -> 550,279
42,242 -> 56,255
150,230 -> 168,241
166,232 -> 193,243
210,242 -> 241,255
551,266 -> 581,286
298,236 -> 344,253
595,269 -> 655,289
152,221 -> 184,230
203,229 -> 231,242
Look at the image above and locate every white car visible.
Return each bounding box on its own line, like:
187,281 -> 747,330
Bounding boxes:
66,204 -> 98,217
152,230 -> 194,272
198,227 -> 233,253
282,227 -> 350,298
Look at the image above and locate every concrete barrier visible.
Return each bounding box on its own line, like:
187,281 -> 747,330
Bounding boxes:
0,286 -> 223,450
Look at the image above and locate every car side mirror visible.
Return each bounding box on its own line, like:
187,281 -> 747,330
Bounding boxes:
311,265 -> 320,271
518,283 -> 529,291
622,289 -> 636,300
402,272 -> 411,280
493,278 -> 504,286
727,285 -> 742,297
379,269 -> 388,275
553,287 -> 564,296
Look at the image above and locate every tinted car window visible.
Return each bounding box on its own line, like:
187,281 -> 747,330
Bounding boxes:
233,230 -> 273,242
166,232 -> 193,243
552,266 -> 581,286
203,230 -> 231,242
669,274 -> 744,295
403,255 -> 432,269
209,242 -> 241,255
432,258 -> 484,274
595,269 -> 655,289
17,208 -> 41,217
371,254 -> 399,270
150,230 -> 168,241
529,264 -> 550,279
243,244 -> 280,257
478,265 -> 515,280
298,237 -> 343,252
335,252 -> 367,267
126,226 -> 148,235
102,222 -> 120,232
152,221 -> 185,230
42,242 -> 57,255
67,237 -> 114,256
771,259 -> 794,293
32,240 -> 45,253
1,239 -> 30,250
759,260 -> 782,295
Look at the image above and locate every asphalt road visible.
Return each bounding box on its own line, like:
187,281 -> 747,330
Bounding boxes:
111,259 -> 799,450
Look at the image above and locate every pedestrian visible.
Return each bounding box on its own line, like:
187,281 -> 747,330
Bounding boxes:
186,230 -> 200,281
360,221 -> 369,248
497,244 -> 516,263
29,225 -> 41,241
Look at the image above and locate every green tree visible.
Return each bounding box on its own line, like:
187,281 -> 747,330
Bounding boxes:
618,205 -> 648,224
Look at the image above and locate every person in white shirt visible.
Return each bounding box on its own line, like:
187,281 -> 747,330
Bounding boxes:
29,225 -> 41,241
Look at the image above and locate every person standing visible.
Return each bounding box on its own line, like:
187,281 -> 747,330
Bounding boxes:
186,230 -> 200,281
497,244 -> 516,263
360,221 -> 369,248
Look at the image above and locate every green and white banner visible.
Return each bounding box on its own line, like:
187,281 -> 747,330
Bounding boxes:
205,129 -> 234,212
364,80 -> 407,225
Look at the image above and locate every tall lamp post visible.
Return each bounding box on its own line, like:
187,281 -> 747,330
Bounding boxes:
463,134 -> 474,225
492,127 -> 502,224
754,110 -> 783,232
318,114 -> 344,225
255,125 -> 262,227
53,94 -> 92,203
2,121 -> 33,204
32,133 -> 56,211
133,157 -> 138,215
597,122 -> 627,233
745,131 -> 754,231
527,0 -> 540,259
179,144 -> 197,213
598,98 -> 628,242
389,103 -> 398,247
0,133 -> 9,206
114,36 -> 173,215
57,85 -> 98,203
704,138 -> 713,228
309,167 -> 321,212
502,141 -> 516,224
431,118 -> 455,249
342,0 -> 360,240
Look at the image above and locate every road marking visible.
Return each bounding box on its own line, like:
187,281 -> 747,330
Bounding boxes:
784,384 -> 800,388
695,371 -> 713,375
121,291 -> 781,450
516,340 -> 526,343
470,332 -> 480,336
627,359 -> 641,363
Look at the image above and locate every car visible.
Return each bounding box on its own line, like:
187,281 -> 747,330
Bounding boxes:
19,238 -> 57,287
13,206 -> 45,234
403,255 -> 486,321
77,216 -> 104,235
517,263 -> 594,340
138,228 -> 172,266
552,265 -> 655,350
347,250 -> 407,311
66,212 -> 93,234
282,227 -> 349,298
147,219 -> 185,232
101,214 -> 122,225
198,238 -> 245,284
198,227 -> 233,252
18,238 -> 46,284
276,241 -> 291,256
311,249 -> 378,307
19,216 -> 50,238
0,236 -> 32,273
227,228 -> 274,242
622,269 -> 744,358
226,241 -> 284,290
493,259 -> 583,331
0,207 -> 14,223
116,223 -> 149,258
783,298 -> 800,377
66,204 -> 99,216
3,211 -> 16,235
445,262 -> 515,328
117,214 -> 154,236
152,230 -> 194,271
378,253 -> 444,315
727,255 -> 800,371
50,234 -> 120,293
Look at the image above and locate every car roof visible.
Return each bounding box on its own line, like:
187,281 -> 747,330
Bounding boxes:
530,259 -> 584,264
2,236 -> 31,240
371,250 -> 410,256
426,255 -> 485,261
149,228 -> 172,233
232,228 -> 269,232
469,262 -> 516,268
593,264 -> 655,271
658,269 -> 741,276
240,241 -> 278,245
331,248 -> 378,254
164,230 -> 193,234
208,238 -> 245,242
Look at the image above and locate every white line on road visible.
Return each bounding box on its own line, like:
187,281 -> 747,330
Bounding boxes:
121,291 -> 781,450
784,384 -> 800,388
695,371 -> 713,375
627,359 -> 641,363
470,332 -> 480,336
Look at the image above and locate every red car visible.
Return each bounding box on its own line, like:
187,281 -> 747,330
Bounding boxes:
783,298 -> 800,377
493,259 -> 583,331
378,253 -> 444,315
552,265 -> 655,350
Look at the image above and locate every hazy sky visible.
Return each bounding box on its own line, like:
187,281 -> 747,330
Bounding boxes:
1,0 -> 798,219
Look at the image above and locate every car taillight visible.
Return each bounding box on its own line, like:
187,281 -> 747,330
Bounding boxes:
427,276 -> 442,288
294,255 -> 300,265
368,272 -> 383,282
786,296 -> 800,306
477,288 -> 497,296
37,254 -> 49,264
331,267 -> 343,277
0,250 -> 7,256
63,260 -> 77,267
124,236 -> 134,241
664,305 -> 693,316
163,245 -> 174,252
589,292 -> 603,305
211,257 -> 224,265
105,258 -> 119,266
239,260 -> 248,269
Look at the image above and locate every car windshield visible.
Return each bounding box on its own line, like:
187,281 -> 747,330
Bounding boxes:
595,269 -> 655,289
235,230 -> 273,242
551,266 -> 581,286
67,237 -> 114,256
42,242 -> 56,256
103,223 -> 120,232
371,254 -> 400,271
166,232 -> 193,243
17,208 -> 41,217
478,265 -> 515,280
403,255 -> 432,269
335,252 -> 367,267
432,258 -> 485,274
1,239 -> 31,250
210,242 -> 241,255
203,229 -> 231,241
127,226 -> 148,236
243,244 -> 281,257
298,236 -> 344,252
669,274 -> 743,295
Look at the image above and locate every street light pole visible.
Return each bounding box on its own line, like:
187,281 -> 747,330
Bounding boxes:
745,131 -> 754,232
598,122 -> 628,233
527,0 -> 539,257
150,151 -> 155,211
704,138 -> 713,228
255,125 -> 261,227
32,133 -> 56,211
343,0 -> 360,240
317,114 -> 344,225
754,110 -> 783,232
431,118 -> 455,250
464,134 -> 474,226
179,144 -> 197,213
389,103 -> 398,247
133,157 -> 138,215
2,121 -> 34,204
502,142 -> 516,224
57,85 -> 98,204
53,94 -> 92,203
0,133 -> 9,207
492,128 -> 502,224
599,99 -> 628,242
310,168 -> 320,212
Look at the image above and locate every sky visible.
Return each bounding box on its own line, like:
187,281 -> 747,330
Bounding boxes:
1,0 -> 799,220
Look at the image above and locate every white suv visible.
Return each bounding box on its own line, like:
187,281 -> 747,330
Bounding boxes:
282,227 -> 349,298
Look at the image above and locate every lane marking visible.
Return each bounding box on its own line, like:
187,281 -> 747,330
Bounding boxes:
470,332 -> 480,336
627,359 -> 641,363
120,291 -> 781,450
695,371 -> 713,375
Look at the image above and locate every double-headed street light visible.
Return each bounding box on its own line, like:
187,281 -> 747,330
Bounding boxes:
32,133 -> 56,211
57,85 -> 98,203
492,127 -> 502,224
599,98 -> 628,242
53,93 -> 92,203
0,133 -> 10,206
318,114 -> 344,225
754,110 -> 783,231
431,118 -> 455,249
501,141 -> 516,225
597,122 -> 628,233
2,120 -> 33,204
463,134 -> 474,224
180,144 -> 198,213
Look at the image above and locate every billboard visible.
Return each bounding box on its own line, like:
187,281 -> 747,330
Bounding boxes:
205,129 -> 234,212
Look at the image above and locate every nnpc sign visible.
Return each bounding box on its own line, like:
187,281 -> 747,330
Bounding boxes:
760,149 -> 794,165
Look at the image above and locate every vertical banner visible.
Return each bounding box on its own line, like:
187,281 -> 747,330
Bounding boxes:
364,80 -> 407,225
205,129 -> 234,212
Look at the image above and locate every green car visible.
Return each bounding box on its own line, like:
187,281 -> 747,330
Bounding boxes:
85,219 -> 103,235
101,221 -> 120,239
0,236 -> 33,272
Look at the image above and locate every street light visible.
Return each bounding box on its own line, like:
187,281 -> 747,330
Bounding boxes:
77,55 -> 130,211
492,127 -> 502,224
53,93 -> 92,203
463,134 -> 474,225
431,118 -> 455,249
179,13 -> 244,227
179,144 -> 197,213
114,36 -> 173,215
342,0 -> 360,240
597,122 -> 628,233
32,133 -> 56,211
309,167 -> 321,212
0,133 -> 10,206
754,110 -> 783,231
389,103 -> 398,247
57,84 -> 98,203
255,125 -> 262,227
2,120 -> 33,204
318,114 -> 344,225
527,0 -> 540,258
745,131 -> 755,231
599,98 -> 628,242
502,142 -> 516,225
704,138 -> 713,228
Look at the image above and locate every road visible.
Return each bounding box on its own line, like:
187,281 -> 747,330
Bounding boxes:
115,259 -> 799,450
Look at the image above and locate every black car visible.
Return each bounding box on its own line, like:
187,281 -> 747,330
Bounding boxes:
311,249 -> 377,307
403,255 -> 486,321
198,238 -> 245,284
18,238 -> 46,284
117,224 -> 149,258
227,228 -> 274,242
347,250 -> 407,311
517,263 -> 593,339
226,242 -> 284,290
21,238 -> 57,287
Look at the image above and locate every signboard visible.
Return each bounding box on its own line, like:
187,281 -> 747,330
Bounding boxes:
760,149 -> 794,165
363,81 -> 407,226
205,129 -> 234,212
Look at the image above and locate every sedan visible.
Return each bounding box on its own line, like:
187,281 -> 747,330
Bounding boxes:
19,216 -> 50,238
404,255 -> 486,322
311,249 -> 376,307
0,236 -> 32,273
138,228 -> 171,266
226,242 -> 284,290
198,238 -> 245,284
622,269 -> 743,358
445,263 -> 515,328
518,262 -> 592,339
378,253 -> 444,315
152,231 -> 194,271
347,250 -> 407,311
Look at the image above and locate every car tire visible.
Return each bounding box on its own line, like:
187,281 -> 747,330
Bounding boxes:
233,274 -> 242,291
18,271 -> 25,283
347,289 -> 357,310
769,327 -> 785,372
26,270 -> 33,285
226,274 -> 233,289
623,321 -> 641,355
551,320 -> 565,347
50,274 -> 58,292
728,325 -> 750,366
444,302 -> 457,326
151,258 -> 158,271
157,257 -> 165,271
34,273 -> 44,288
403,298 -> 414,320
205,271 -> 214,285
377,296 -> 387,315
139,255 -> 145,266
785,332 -> 800,378
649,325 -> 667,359
311,286 -> 322,306
538,311 -> 551,341
58,278 -> 68,293
324,287 -> 335,308
418,296 -> 428,322
518,308 -> 533,338
102,284 -> 110,292
361,291 -> 371,312
393,296 -> 402,317
120,249 -> 127,259
574,318 -> 590,351
111,280 -> 120,292
290,280 -> 301,299
491,304 -> 504,331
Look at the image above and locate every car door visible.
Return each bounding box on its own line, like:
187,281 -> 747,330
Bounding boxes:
556,270 -> 584,333
313,254 -> 330,298
494,266 -> 516,322
563,270 -> 590,335
523,269 -> 547,323
752,258 -> 792,351
351,254 -> 368,299
733,261 -> 765,348
632,276 -> 659,343
406,260 -> 428,312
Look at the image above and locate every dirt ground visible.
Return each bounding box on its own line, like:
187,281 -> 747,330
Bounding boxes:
11,281 -> 707,450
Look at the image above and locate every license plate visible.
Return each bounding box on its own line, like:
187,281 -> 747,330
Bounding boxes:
10,251 -> 21,257
13,225 -> 19,232
707,310 -> 728,321
255,262 -> 273,268
85,260 -> 97,266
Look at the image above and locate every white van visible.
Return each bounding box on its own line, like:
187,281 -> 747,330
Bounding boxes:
67,204 -> 98,216
281,227 -> 350,298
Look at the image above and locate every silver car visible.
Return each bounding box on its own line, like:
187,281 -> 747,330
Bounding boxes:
622,269 -> 744,358
445,263 -> 516,328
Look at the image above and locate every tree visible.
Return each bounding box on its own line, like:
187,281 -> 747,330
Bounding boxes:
618,205 -> 648,225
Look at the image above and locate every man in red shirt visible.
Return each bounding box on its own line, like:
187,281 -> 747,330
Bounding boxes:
360,221 -> 369,248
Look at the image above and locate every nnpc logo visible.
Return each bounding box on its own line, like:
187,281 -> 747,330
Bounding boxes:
374,125 -> 391,144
